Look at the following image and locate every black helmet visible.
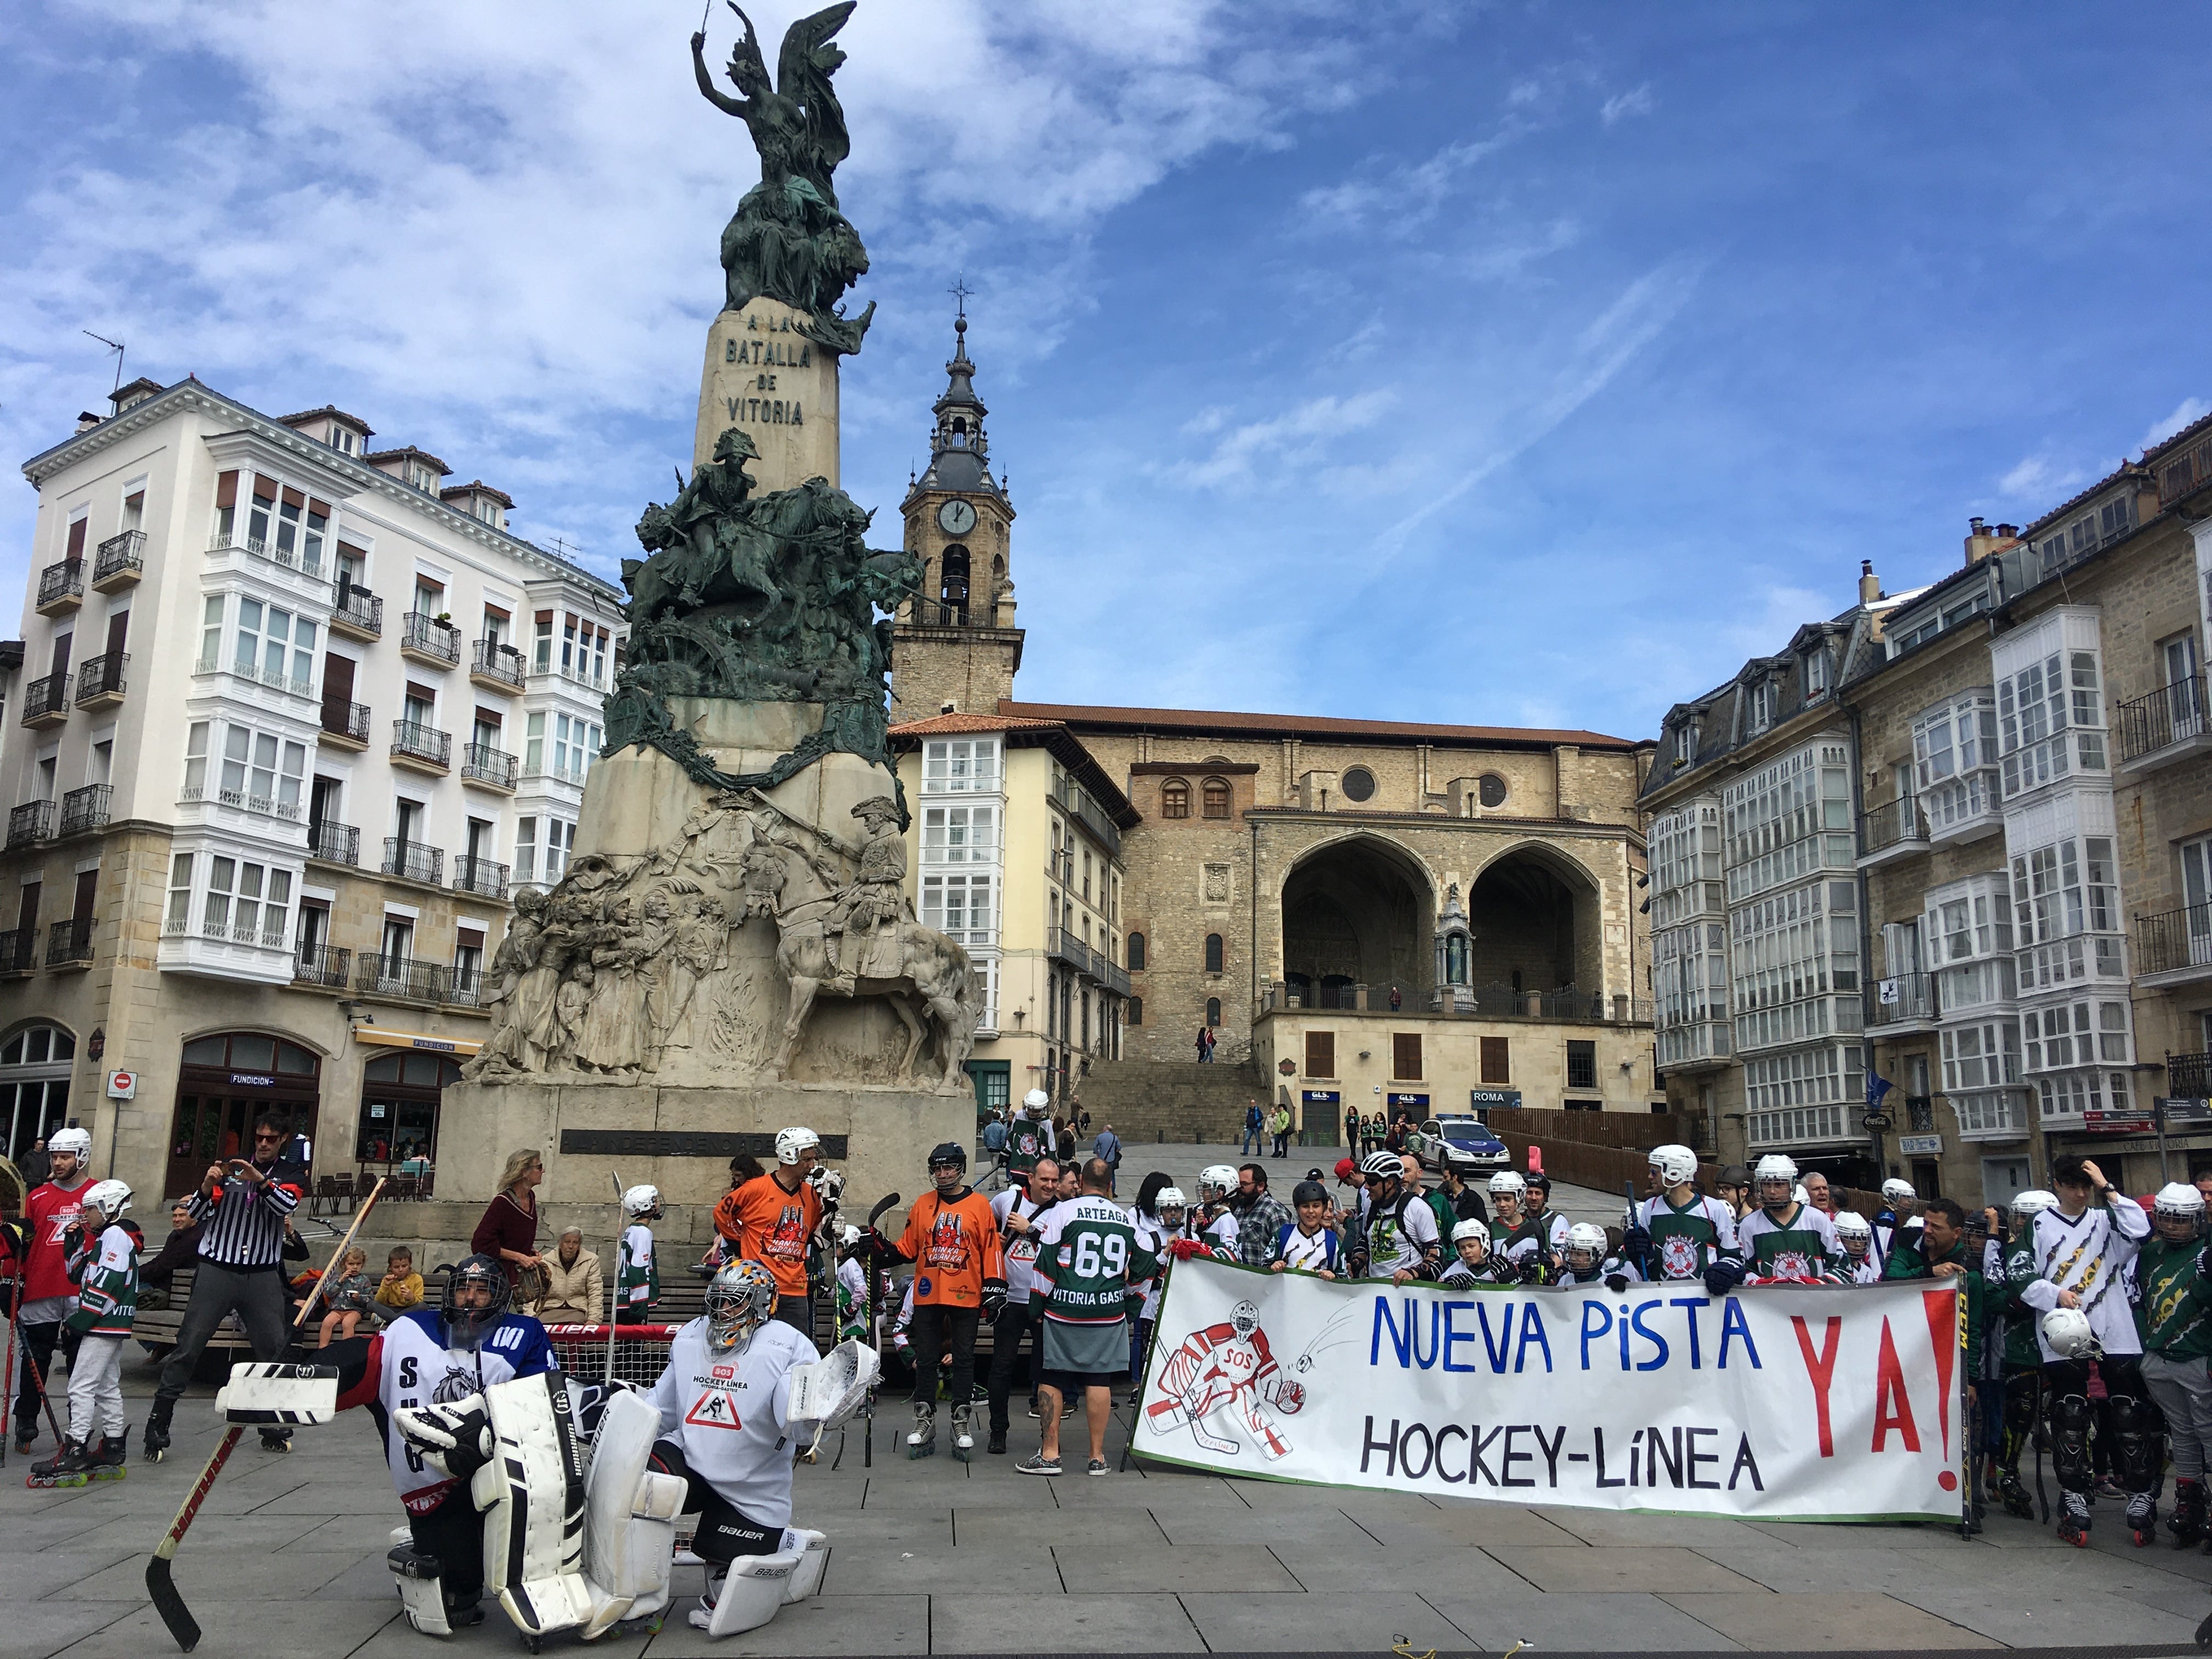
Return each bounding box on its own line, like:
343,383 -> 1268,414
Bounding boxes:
1291,1180 -> 1328,1207
441,1254 -> 511,1348
927,1142 -> 967,1173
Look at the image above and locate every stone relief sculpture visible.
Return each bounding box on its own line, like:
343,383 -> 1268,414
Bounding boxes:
462,793 -> 981,1091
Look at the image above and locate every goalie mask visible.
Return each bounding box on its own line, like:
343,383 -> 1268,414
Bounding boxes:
706,1260 -> 778,1352
442,1254 -> 512,1349
79,1177 -> 132,1223
775,1126 -> 821,1167
1564,1221 -> 1608,1273
1229,1300 -> 1260,1339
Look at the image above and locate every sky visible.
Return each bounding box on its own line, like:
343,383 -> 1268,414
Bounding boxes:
3,1 -> 2208,743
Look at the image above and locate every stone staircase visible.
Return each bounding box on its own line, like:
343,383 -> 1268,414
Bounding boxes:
1074,1058 -> 1272,1145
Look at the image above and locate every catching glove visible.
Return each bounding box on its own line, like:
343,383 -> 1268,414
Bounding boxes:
1703,1257 -> 1750,1298
980,1279 -> 1007,1321
1517,1255 -> 1547,1285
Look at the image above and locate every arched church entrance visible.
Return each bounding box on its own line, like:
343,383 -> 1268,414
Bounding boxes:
1282,837 -> 1433,1009
1466,844 -> 1604,1014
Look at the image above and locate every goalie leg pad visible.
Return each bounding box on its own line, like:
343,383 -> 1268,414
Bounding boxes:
698,1548 -> 804,1637
781,1528 -> 828,1603
387,1545 -> 452,1638
582,1387 -> 685,1637
471,1372 -> 592,1639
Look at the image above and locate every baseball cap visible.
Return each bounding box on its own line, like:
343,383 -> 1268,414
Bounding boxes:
1334,1158 -> 1357,1181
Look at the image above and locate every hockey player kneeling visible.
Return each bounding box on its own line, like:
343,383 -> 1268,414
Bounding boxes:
644,1259 -> 826,1638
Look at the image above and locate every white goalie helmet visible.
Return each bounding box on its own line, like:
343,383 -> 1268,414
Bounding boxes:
1487,1170 -> 1527,1197
1881,1177 -> 1917,1207
1155,1186 -> 1188,1217
46,1125 -> 92,1161
621,1183 -> 663,1220
2041,1306 -> 2101,1360
1451,1217 -> 1490,1246
1022,1088 -> 1051,1119
1792,1183 -> 1811,1205
775,1126 -> 822,1167
1198,1165 -> 1238,1202
1230,1300 -> 1260,1338
80,1178 -> 132,1223
2154,1181 -> 2207,1221
1833,1211 -> 1873,1246
2010,1188 -> 2058,1223
839,1224 -> 862,1249
1564,1221 -> 1608,1267
1648,1143 -> 1699,1187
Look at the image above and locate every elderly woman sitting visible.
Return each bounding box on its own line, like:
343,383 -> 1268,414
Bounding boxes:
532,1226 -> 603,1325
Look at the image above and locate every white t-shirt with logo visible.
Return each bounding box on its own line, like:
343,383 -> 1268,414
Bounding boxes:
646,1315 -> 819,1528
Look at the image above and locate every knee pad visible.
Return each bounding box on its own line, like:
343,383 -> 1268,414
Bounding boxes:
387,1544 -> 450,1637
2112,1393 -> 2165,1490
2052,1393 -> 2093,1491
781,1527 -> 828,1603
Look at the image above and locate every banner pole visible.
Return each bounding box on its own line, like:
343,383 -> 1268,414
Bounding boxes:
1119,1255 -> 1171,1473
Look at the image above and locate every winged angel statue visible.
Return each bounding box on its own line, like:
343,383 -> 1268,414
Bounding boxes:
692,2 -> 876,354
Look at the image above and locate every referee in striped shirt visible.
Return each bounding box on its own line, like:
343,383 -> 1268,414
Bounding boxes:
144,1118 -> 306,1458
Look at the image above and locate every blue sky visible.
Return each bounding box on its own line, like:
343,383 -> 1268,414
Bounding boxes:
3,2 -> 2207,743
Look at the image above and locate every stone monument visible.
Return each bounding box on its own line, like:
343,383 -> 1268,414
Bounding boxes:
436,2 -> 974,1215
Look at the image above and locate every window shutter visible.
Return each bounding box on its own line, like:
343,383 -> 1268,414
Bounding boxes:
216,471 -> 240,509
1392,1032 -> 1423,1080
251,475 -> 278,504
281,486 -> 306,510
1306,1030 -> 1335,1077
65,520 -> 87,558
1481,1036 -> 1510,1084
308,497 -> 332,518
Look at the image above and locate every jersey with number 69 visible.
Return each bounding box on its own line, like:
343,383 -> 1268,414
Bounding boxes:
330,1307 -> 556,1514
1035,1197 -> 1160,1327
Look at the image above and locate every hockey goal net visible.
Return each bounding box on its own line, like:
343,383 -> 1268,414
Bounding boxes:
544,1323 -> 682,1390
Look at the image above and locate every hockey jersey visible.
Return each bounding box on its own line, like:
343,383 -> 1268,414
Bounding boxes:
889,1187 -> 1003,1308
1195,1205 -> 1239,1259
646,1315 -> 818,1530
2022,1197 -> 2150,1358
1438,1254 -> 1519,1288
1987,1237 -> 2043,1369
1128,1209 -> 1170,1320
1003,1119 -> 1049,1172
64,1220 -> 139,1337
20,1179 -> 93,1315
714,1175 -> 821,1300
989,1187 -> 1060,1303
1631,1193 -> 1740,1282
1035,1196 -> 1158,1327
617,1223 -> 658,1314
1735,1203 -> 1841,1282
332,1308 -> 557,1514
1488,1215 -> 1551,1276
1836,1249 -> 1884,1285
2131,1234 -> 2212,1359
1271,1222 -> 1342,1276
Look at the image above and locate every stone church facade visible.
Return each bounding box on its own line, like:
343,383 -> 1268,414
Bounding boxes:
890,318 -> 1662,1126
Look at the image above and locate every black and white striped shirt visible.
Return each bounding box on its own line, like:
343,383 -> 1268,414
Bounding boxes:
185,1166 -> 301,1269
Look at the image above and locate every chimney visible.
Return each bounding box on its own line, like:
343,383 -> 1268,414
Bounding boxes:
1858,559 -> 1881,605
1963,517 -> 2021,567
74,411 -> 101,434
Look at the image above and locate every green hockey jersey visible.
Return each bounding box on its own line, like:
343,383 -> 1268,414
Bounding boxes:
2134,1235 -> 2212,1359
1632,1193 -> 1739,1281
1035,1196 -> 1160,1325
1735,1203 -> 1841,1282
65,1221 -> 138,1338
1984,1239 -> 2043,1370
617,1223 -> 659,1314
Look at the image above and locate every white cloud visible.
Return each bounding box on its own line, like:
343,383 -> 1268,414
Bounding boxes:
2145,397 -> 2211,450
1600,83 -> 1654,126
1170,390 -> 1396,489
1996,452 -> 2090,504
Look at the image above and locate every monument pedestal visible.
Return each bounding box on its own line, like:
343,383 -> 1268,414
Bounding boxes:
695,299 -> 842,489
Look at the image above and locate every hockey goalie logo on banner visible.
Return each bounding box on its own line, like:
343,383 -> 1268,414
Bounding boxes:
1133,1257 -> 1966,1522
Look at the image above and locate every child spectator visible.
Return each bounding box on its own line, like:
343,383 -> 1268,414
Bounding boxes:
1269,1180 -> 1341,1278
375,1246 -> 425,1313
314,1246 -> 379,1347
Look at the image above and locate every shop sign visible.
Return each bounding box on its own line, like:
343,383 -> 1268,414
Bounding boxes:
1301,1090 -> 1341,1107
1897,1133 -> 1943,1155
229,1073 -> 276,1088
1469,1088 -> 1522,1111
2085,1107 -> 2154,1133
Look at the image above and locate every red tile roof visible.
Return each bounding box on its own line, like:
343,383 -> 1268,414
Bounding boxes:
888,710 -> 1066,736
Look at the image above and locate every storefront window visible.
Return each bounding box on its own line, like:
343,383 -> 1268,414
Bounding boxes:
357,1049 -> 462,1165
0,1023 -> 75,1162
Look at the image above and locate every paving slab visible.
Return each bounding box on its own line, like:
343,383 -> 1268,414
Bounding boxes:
930,1593 -> 1206,1653
0,1599 -> 141,1659
1420,1588 -> 1747,1652
1053,1471 -> 1252,1508
957,1506 -> 1163,1549
645,1592 -> 931,1656
1536,1506 -> 1771,1548
1051,1540 -> 1301,1593
1484,1543 -> 1768,1594
71,1544 -> 366,1603
1180,1589 -> 1475,1652
1743,1516 -> 1972,1549
1268,1541 -> 1531,1594
1352,1499 -> 1584,1548
1149,1506 -> 1368,1544
41,1599 -> 402,1659
814,1507 -> 955,1547
10,1548 -> 134,1600
1690,1543 -> 1982,1596
1888,1581 -> 2208,1646
861,1468 -> 1060,1507
821,1539 -> 1060,1594
1658,1590 -> 2001,1650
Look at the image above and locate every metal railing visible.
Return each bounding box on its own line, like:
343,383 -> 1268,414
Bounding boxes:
293,943 -> 352,989
452,854 -> 510,900
354,953 -> 451,1002
7,800 -> 54,848
0,929 -> 33,974
448,966 -> 484,1008
46,917 -> 93,968
320,696 -> 370,743
2159,431 -> 2212,509
1865,971 -> 1938,1026
75,652 -> 126,703
382,838 -> 443,884
36,560 -> 83,608
391,720 -> 451,768
2117,674 -> 2209,763
2135,904 -> 2212,977
1049,774 -> 1123,859
21,672 -> 68,724
58,784 -> 110,837
332,588 -> 383,635
1857,794 -> 1927,859
929,602 -> 969,626
213,531 -> 326,584
461,743 -> 517,789
401,612 -> 461,664
309,821 -> 360,866
1048,927 -> 1094,978
1096,958 -> 1131,997
2170,1052 -> 2212,1099
471,640 -> 524,687
92,529 -> 144,585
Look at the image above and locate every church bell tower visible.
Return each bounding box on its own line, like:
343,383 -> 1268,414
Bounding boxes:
889,304 -> 1024,718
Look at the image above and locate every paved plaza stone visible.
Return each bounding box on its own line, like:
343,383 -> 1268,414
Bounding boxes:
9,1356 -> 2212,1658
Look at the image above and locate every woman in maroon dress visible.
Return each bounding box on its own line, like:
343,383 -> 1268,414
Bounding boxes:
471,1147 -> 546,1297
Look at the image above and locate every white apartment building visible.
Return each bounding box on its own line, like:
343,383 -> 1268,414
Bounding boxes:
0,376 -> 623,1203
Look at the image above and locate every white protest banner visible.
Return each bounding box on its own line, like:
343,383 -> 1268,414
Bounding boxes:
1133,1257 -> 1964,1522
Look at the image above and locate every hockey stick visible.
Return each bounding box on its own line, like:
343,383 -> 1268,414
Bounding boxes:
0,1300 -> 15,1468
10,1313 -> 67,1449
860,1192 -> 898,1469
606,1170 -> 624,1394
147,1177 -> 386,1652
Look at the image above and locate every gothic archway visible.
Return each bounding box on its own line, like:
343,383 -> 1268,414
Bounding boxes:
1280,835 -> 1435,1001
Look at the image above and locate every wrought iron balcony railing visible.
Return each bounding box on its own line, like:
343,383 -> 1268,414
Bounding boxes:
382,837 -> 444,884
309,821 -> 360,866
58,784 -> 110,837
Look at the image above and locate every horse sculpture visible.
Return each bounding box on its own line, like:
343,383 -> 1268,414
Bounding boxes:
737,829 -> 982,1090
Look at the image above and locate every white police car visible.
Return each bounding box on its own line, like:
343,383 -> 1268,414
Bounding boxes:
1406,1115 -> 1509,1172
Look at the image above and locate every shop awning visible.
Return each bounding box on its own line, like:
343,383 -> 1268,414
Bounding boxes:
354,1027 -> 481,1057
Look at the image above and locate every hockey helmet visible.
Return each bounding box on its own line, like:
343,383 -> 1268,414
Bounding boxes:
2010,1188 -> 2057,1224
775,1126 -> 822,1167
1450,1217 -> 1490,1250
1564,1221 -> 1608,1271
46,1125 -> 92,1163
1648,1143 -> 1699,1187
2154,1181 -> 2205,1234
1881,1177 -> 1917,1207
1155,1186 -> 1188,1220
1022,1088 -> 1051,1119
1360,1151 -> 1403,1184
79,1178 -> 132,1223
442,1254 -> 511,1347
707,1259 -> 778,1352
622,1183 -> 663,1221
1487,1170 -> 1526,1197
1230,1299 -> 1260,1338
1753,1154 -> 1797,1201
1791,1183 -> 1811,1205
1198,1164 -> 1239,1201
1832,1211 -> 1872,1251
2041,1305 -> 2101,1360
1291,1180 -> 1329,1207
839,1224 -> 862,1249
927,1142 -> 968,1175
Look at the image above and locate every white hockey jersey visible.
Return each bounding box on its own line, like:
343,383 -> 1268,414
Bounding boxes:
646,1316 -> 819,1530
2023,1197 -> 2151,1359
989,1187 -> 1060,1303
